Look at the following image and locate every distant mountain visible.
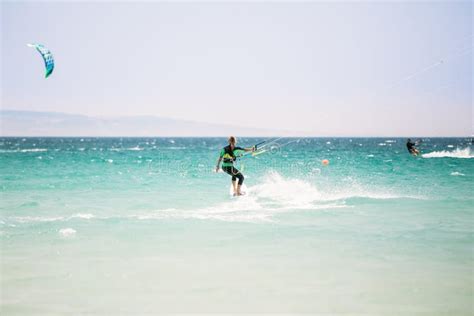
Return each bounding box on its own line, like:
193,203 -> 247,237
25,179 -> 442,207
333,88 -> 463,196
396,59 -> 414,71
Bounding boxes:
0,110 -> 288,137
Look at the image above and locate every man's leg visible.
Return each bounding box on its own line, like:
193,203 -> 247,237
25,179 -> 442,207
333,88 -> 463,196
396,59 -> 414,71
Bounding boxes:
232,179 -> 237,195
236,172 -> 244,195
223,166 -> 238,195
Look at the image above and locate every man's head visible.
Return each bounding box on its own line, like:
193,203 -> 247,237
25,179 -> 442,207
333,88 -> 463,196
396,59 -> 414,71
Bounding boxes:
228,136 -> 237,146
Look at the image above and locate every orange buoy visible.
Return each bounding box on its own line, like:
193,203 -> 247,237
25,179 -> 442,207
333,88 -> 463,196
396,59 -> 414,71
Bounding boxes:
322,159 -> 329,166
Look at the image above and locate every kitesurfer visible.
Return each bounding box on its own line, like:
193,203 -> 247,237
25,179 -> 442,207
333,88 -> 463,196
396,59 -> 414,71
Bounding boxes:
216,136 -> 255,196
406,138 -> 420,156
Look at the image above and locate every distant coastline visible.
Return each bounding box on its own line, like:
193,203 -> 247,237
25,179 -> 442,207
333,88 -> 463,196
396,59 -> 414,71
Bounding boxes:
1,110 -> 472,138
0,110 -> 292,137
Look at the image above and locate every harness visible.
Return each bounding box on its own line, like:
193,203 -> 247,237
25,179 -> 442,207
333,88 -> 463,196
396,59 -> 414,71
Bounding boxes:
222,145 -> 237,164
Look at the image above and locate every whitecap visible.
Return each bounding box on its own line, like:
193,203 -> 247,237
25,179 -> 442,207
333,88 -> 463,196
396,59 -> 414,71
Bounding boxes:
450,172 -> 465,176
70,213 -> 95,219
0,148 -> 48,153
20,148 -> 48,152
110,147 -> 143,152
13,216 -> 65,223
128,146 -> 143,151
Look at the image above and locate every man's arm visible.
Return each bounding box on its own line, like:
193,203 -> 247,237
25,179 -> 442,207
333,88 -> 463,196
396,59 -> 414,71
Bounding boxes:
215,156 -> 222,172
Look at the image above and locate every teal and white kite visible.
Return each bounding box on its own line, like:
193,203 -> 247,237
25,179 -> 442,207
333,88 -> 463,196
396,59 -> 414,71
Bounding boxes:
27,43 -> 54,78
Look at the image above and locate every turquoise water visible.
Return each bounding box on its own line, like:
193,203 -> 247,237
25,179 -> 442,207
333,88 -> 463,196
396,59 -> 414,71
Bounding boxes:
1,137 -> 473,314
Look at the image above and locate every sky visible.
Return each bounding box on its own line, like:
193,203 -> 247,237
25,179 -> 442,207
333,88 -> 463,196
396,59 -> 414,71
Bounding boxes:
1,1 -> 473,136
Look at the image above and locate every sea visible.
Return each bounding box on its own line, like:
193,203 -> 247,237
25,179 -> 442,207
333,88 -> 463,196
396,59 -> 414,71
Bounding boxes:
1,137 -> 473,314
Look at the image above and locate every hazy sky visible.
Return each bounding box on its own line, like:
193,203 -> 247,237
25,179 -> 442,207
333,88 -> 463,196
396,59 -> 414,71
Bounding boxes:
1,1 -> 472,136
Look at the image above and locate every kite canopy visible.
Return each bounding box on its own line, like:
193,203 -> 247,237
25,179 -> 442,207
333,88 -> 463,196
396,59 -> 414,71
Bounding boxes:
27,43 -> 54,78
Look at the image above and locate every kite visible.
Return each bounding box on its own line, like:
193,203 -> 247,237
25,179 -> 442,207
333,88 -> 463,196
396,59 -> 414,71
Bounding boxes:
27,43 -> 54,78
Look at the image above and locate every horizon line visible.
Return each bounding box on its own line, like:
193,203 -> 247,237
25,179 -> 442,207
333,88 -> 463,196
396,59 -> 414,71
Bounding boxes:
1,135 -> 472,139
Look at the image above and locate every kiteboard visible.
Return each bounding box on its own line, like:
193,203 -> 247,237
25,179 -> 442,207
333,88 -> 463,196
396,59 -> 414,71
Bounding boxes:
229,184 -> 248,197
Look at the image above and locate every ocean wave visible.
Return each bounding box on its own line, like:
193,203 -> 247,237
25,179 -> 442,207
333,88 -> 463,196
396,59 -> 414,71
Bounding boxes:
110,147 -> 143,152
70,213 -> 95,219
4,173 -> 423,225
132,209 -> 273,223
422,147 -> 473,159
134,172 -> 419,223
12,216 -> 66,223
11,213 -> 95,223
0,148 -> 48,153
20,148 -> 48,152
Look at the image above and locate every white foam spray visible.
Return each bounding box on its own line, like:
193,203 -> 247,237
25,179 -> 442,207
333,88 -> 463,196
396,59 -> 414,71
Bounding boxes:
422,147 -> 473,159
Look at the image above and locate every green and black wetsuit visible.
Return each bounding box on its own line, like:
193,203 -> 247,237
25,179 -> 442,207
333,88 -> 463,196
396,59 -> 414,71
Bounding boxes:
220,145 -> 245,185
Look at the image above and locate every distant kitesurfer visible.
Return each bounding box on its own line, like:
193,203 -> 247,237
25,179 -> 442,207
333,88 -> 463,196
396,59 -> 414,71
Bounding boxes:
406,138 -> 421,156
216,136 -> 255,196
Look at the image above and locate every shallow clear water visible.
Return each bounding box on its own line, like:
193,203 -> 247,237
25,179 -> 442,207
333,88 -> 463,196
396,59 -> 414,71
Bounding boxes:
1,137 -> 473,314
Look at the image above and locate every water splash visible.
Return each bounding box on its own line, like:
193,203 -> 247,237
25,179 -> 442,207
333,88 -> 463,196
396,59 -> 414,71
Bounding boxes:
422,147 -> 473,158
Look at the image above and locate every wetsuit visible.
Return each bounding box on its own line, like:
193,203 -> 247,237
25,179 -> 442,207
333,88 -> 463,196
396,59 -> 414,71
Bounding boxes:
220,145 -> 245,185
406,140 -> 418,155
